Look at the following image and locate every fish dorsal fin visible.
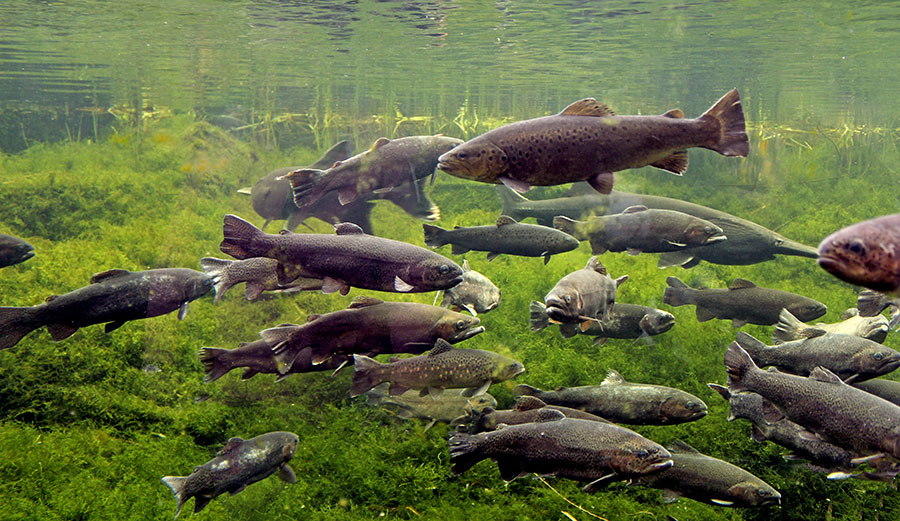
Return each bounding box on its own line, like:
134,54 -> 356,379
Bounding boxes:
707,383 -> 730,400
666,439 -> 700,454
614,275 -> 628,288
559,98 -> 615,117
585,256 -> 606,274
369,137 -> 391,151
840,308 -> 859,320
429,338 -> 455,356
662,109 -> 684,118
666,276 -> 689,289
602,369 -> 625,385
462,259 -> 471,272
334,222 -> 365,235
306,314 -> 320,322
216,437 -> 244,456
348,295 -> 384,309
729,278 -> 756,290
496,215 -> 517,227
90,269 -> 130,284
622,205 -> 649,214
534,409 -> 566,422
515,395 -> 548,411
810,366 -> 844,385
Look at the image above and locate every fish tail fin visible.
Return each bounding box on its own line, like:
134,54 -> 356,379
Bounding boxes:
772,309 -> 804,343
0,306 -> 43,349
662,277 -> 691,307
552,215 -> 576,236
284,168 -> 326,208
220,214 -> 266,260
422,223 -> 448,248
724,341 -> 757,393
699,88 -> 749,157
857,290 -> 889,317
199,257 -> 235,303
350,354 -> 388,397
447,432 -> 484,474
514,384 -> 541,397
161,475 -> 188,519
198,347 -> 231,382
529,301 -> 550,331
495,184 -> 527,219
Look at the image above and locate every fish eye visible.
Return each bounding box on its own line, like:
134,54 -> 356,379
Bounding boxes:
564,295 -> 572,303
685,401 -> 695,408
635,449 -> 649,458
774,238 -> 783,246
439,265 -> 450,274
457,151 -> 468,160
456,320 -> 466,330
874,352 -> 885,360
848,240 -> 866,255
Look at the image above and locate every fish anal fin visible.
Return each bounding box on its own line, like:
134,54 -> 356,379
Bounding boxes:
47,323 -> 79,341
650,151 -> 688,175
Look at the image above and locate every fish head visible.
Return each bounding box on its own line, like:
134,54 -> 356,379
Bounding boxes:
684,221 -> 727,247
544,288 -> 583,323
611,439 -> 673,476
186,271 -> 216,301
490,355 -> 526,382
659,395 -> 708,424
437,139 -> 509,182
410,259 -> 464,291
726,481 -> 781,507
851,345 -> 900,377
450,270 -> 502,314
784,299 -> 827,322
0,236 -> 34,267
434,312 -> 484,343
467,393 -> 498,412
639,310 -> 675,335
858,316 -> 890,343
428,135 -> 465,156
723,390 -> 765,423
277,432 -> 300,462
818,221 -> 900,294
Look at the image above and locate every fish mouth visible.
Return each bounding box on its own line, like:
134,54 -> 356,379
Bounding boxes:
757,496 -> 782,507
453,325 -> 485,342
877,357 -> 900,374
705,233 -> 728,244
19,249 -> 35,262
545,305 -> 576,323
646,459 -> 674,473
437,159 -> 458,174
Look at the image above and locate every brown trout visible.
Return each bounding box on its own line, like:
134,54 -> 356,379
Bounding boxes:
437,89 -> 748,194
540,256 -> 627,332
818,213 -> 900,297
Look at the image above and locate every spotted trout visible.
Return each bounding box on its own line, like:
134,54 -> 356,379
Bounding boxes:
818,213 -> 900,297
437,89 -> 748,194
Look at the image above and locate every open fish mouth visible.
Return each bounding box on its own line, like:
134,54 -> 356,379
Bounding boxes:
758,496 -> 782,507
705,233 -> 728,244
877,357 -> 900,374
646,459 -> 674,473
453,325 -> 486,342
437,160 -> 456,173
545,305 -> 576,323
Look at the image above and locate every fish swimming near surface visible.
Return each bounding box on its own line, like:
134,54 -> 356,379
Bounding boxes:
537,256 -> 627,333
773,308 -> 889,344
448,411 -> 673,492
439,259 -> 501,316
552,206 -> 726,257
437,89 -> 748,194
349,338 -> 524,398
663,276 -> 826,327
495,184 -> 819,268
0,233 -> 34,268
161,431 -> 298,519
530,301 -> 675,345
733,331 -> 900,383
625,439 -> 781,507
423,215 -> 579,264
364,382 -> 496,431
219,215 -> 462,295
285,135 -> 462,208
461,395 -> 612,434
515,370 -> 707,425
818,213 -> 900,297
857,289 -> 900,330
200,257 -> 323,302
0,268 -> 213,349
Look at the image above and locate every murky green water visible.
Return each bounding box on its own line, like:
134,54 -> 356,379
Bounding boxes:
1,2 -> 899,520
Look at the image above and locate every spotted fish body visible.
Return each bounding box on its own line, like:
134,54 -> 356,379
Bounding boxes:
364,383 -> 496,431
818,213 -> 900,297
438,90 -> 748,194
200,257 -> 323,302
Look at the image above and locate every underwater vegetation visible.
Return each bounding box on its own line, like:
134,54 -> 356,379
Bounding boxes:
0,111 -> 899,521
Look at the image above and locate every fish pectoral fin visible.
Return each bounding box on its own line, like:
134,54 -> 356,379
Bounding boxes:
664,240 -> 687,248
330,360 -> 349,377
372,186 -> 394,194
587,172 -> 615,194
425,386 -> 444,399
499,176 -> 532,194
178,302 -> 190,320
650,150 -> 688,175
393,276 -> 415,292
710,499 -> 735,506
337,187 -> 359,205
485,252 -> 501,262
193,495 -> 213,513
462,381 -> 491,398
695,307 -> 716,322
229,484 -> 247,496
462,304 -> 477,317
558,323 -> 579,338
279,464 -> 297,484
46,323 -> 79,342
657,251 -> 695,268
422,419 -> 437,431
541,252 -> 551,264
104,320 -> 126,333
322,276 -> 348,294
731,318 -> 747,328
593,337 -> 609,346
582,473 -> 618,494
245,282 -> 265,301
496,459 -> 525,481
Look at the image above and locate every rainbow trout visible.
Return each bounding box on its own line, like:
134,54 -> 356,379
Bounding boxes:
437,89 -> 748,194
819,213 -> 900,297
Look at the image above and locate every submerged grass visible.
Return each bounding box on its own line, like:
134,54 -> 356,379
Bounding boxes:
0,114 -> 898,520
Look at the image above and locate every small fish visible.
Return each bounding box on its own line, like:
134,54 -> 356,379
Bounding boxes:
515,370 -> 707,425
285,135 -> 462,207
663,276 -> 826,327
438,90 -> 748,194
423,215 -> 578,264
627,440 -> 781,507
364,382 -> 496,431
439,259 -> 501,316
349,338 -> 524,398
200,257 -> 323,302
0,268 -> 213,349
735,330 -> 900,383
219,215 -> 462,295
530,301 -> 674,345
818,213 -> 900,297
161,431 -> 298,519
552,206 -> 726,257
773,308 -> 889,344
857,289 -> 900,330
0,233 -> 34,268
461,395 -> 612,434
448,413 -> 673,492
539,256 -> 627,333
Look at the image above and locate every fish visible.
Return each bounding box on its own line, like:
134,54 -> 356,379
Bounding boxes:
539,256 -> 627,333
552,206 -> 726,257
857,289 -> 900,330
495,184 -> 819,268
515,370 -> 707,425
285,135 -> 462,207
461,395 -> 612,434
773,308 -> 889,344
349,338 -> 524,398
448,412 -> 673,492
219,215 -> 462,295
818,213 -> 900,297
364,382 -> 496,431
266,295 -> 484,368
724,342 -> 900,460
200,257 -> 323,302
437,89 -> 748,194
0,268 -> 213,349
852,378 -> 900,407
422,215 -> 578,264
663,276 -> 826,327
709,384 -> 854,469
734,330 -> 900,383
530,301 -> 675,345
439,259 -> 501,316
161,431 -> 298,519
0,233 -> 34,268
626,440 -> 781,507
